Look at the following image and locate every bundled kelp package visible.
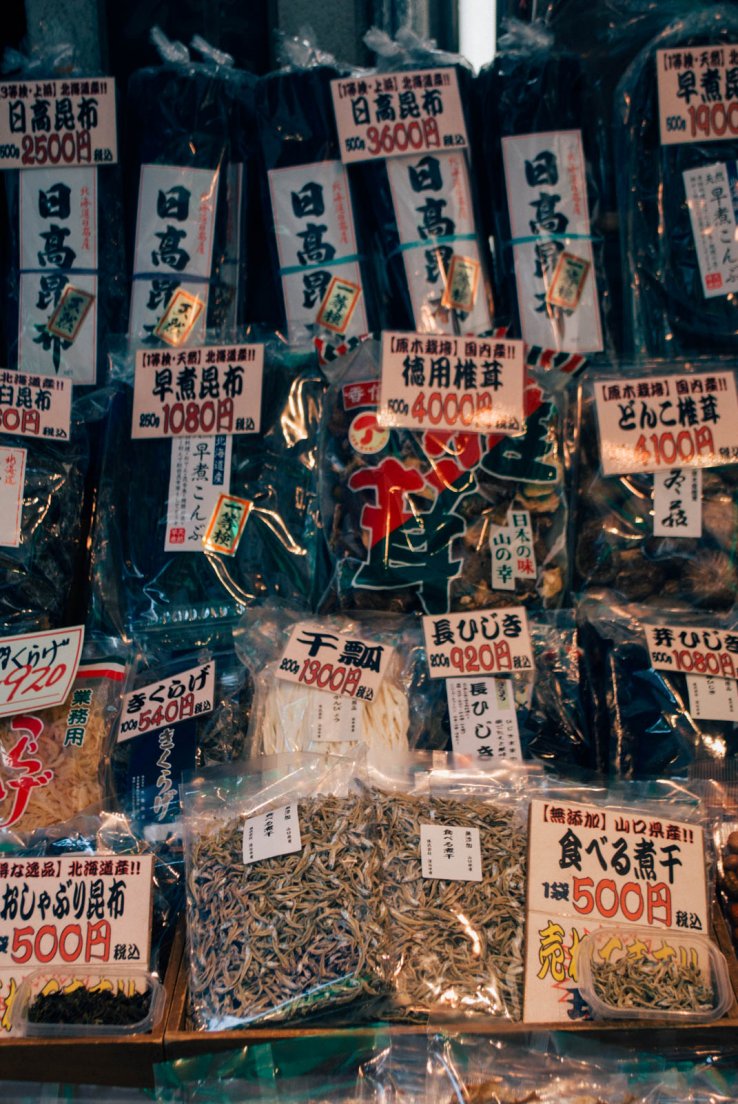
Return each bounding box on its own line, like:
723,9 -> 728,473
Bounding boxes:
345,28 -> 495,335
571,364 -> 738,610
478,21 -> 610,358
411,608 -> 597,774
1,48 -> 126,384
237,602 -> 417,761
0,386 -> 112,630
320,338 -> 568,614
616,7 -> 738,358
182,753 -> 386,1030
0,633 -> 128,834
90,337 -> 326,636
111,621 -> 252,840
579,592 -> 738,780
125,30 -> 256,345
255,33 -> 377,348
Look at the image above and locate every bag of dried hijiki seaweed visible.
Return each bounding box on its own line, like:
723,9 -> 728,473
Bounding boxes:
181,752 -> 385,1030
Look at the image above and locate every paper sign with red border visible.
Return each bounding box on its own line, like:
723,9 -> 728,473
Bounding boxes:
202,493 -> 252,556
47,285 -> 95,343
155,289 -> 205,348
331,67 -> 468,164
0,625 -> 84,718
316,276 -> 363,335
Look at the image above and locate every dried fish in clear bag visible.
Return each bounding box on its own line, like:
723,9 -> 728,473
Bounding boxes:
375,788 -> 526,1020
182,757 -> 385,1030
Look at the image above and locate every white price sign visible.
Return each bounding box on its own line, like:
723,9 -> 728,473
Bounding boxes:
422,608 -> 533,679
0,78 -> 117,169
277,622 -> 393,702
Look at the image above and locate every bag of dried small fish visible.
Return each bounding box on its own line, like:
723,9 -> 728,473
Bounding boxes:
0,634 -> 128,834
90,337 -> 326,637
578,591 -> 738,781
112,621 -> 251,841
237,602 -> 416,762
181,753 -> 386,1030
411,608 -> 596,774
571,366 -> 738,610
320,338 -> 568,615
370,756 -> 531,1021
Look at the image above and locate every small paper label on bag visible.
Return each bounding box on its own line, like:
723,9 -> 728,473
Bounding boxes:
202,494 -> 252,556
446,676 -> 522,761
165,434 -> 231,552
420,824 -> 482,882
683,162 -> 738,297
243,803 -> 302,865
653,468 -> 702,537
0,447 -> 25,547
687,674 -> 738,720
309,692 -> 364,743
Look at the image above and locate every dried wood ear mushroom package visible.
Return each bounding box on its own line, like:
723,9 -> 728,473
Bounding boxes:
571,366 -> 738,610
182,755 -> 386,1030
320,339 -> 568,615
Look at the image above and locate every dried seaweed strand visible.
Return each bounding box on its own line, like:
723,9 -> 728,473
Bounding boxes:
376,792 -> 526,1019
591,955 -> 713,1013
187,793 -> 385,1029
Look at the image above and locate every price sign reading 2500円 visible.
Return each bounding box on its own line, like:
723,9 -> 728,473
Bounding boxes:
0,79 -> 117,169
594,371 -> 738,476
331,68 -> 468,164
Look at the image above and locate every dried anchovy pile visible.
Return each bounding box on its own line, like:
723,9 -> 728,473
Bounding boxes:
591,955 -> 714,1013
376,793 -> 526,1019
187,794 -> 385,1029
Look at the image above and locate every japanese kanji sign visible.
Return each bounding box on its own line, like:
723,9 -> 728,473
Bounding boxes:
276,623 -> 394,702
523,798 -> 708,1022
378,331 -> 525,435
657,46 -> 738,145
0,447 -> 25,548
0,369 -> 71,441
0,78 -> 117,169
644,622 -> 738,680
117,661 -> 215,745
132,344 -> 263,439
594,371 -> 738,475
683,162 -> 738,298
331,68 -> 468,164
422,608 -> 533,678
0,626 -> 84,718
652,468 -> 702,538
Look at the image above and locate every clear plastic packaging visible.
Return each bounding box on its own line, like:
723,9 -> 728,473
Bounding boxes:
570,365 -> 738,610
237,602 -> 414,762
181,754 -> 385,1030
11,966 -> 164,1037
478,21 -> 611,358
577,926 -> 733,1022
616,8 -> 738,360
320,338 -> 569,614
89,337 -> 326,636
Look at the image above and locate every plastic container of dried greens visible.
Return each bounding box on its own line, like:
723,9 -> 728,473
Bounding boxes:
12,966 -> 164,1037
577,926 -> 733,1023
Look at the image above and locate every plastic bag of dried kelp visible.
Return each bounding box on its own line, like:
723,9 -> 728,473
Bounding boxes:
410,608 -> 596,773
90,336 -> 326,637
570,365 -> 738,610
370,757 -> 535,1021
0,633 -> 129,833
1,386 -> 112,630
578,592 -> 738,780
477,20 -> 611,359
111,620 -> 252,840
1,45 -> 127,385
319,338 -> 568,614
236,601 -> 418,762
254,29 -> 378,348
350,28 -> 496,335
181,753 -> 386,1030
616,8 -> 738,359
125,28 -> 257,342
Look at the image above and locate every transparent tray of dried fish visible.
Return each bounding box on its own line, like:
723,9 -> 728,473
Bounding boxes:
577,926 -> 733,1022
375,790 -> 526,1020
183,757 -> 386,1031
